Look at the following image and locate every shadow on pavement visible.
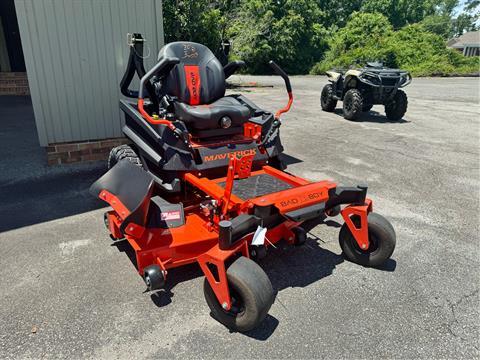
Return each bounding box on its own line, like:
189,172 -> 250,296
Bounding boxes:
0,95 -> 108,233
0,162 -> 107,233
112,224 -> 349,340
333,108 -> 410,123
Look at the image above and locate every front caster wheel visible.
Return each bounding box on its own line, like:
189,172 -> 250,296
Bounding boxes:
203,256 -> 275,332
339,212 -> 395,267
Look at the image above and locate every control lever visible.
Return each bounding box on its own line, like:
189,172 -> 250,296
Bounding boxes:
268,60 -> 293,118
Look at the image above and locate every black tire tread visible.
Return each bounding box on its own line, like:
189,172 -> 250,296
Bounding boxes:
108,144 -> 142,169
321,84 -> 337,112
343,88 -> 363,120
385,90 -> 408,121
339,212 -> 396,267
203,256 -> 275,332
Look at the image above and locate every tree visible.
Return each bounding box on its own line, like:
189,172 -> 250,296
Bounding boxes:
227,0 -> 328,74
162,0 -> 224,56
451,0 -> 479,36
361,0 -> 459,28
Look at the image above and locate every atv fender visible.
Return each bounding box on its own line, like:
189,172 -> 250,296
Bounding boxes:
326,70 -> 341,82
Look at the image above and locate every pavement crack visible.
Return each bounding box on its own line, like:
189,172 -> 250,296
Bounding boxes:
445,288 -> 479,340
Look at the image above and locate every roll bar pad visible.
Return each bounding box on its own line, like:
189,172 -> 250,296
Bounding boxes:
268,60 -> 293,118
138,57 -> 180,99
269,60 -> 292,93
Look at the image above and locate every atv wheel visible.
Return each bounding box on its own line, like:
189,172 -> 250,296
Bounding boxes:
362,104 -> 373,112
385,90 -> 408,121
108,144 -> 143,170
339,213 -> 396,267
203,256 -> 275,332
320,84 -> 337,112
342,89 -> 363,120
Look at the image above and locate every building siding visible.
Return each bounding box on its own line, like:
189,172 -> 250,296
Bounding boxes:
14,0 -> 164,146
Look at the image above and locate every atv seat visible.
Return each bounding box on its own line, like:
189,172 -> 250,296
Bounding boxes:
157,42 -> 253,137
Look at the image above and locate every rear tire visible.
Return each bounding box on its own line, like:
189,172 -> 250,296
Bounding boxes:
203,256 -> 275,332
385,90 -> 408,121
320,84 -> 337,112
339,212 -> 396,267
107,144 -> 143,170
343,89 -> 363,120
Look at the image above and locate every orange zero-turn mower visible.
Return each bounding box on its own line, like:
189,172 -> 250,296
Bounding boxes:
90,34 -> 396,332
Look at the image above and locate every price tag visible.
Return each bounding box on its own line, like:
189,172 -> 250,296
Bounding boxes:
251,226 -> 267,246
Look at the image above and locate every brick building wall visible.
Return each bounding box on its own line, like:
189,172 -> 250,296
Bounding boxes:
46,138 -> 130,165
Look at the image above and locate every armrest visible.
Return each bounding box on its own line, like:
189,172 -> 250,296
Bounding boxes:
224,60 -> 246,79
138,57 -> 180,99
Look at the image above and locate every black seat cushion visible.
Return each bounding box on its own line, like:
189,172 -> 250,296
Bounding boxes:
157,42 -> 255,137
174,96 -> 251,131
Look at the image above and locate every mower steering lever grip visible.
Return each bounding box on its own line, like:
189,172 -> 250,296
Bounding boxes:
269,60 -> 292,93
139,57 -> 180,99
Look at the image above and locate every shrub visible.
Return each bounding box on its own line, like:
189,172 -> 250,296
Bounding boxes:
311,12 -> 480,76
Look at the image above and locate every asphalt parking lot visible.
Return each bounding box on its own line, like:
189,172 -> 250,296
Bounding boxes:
0,76 -> 478,359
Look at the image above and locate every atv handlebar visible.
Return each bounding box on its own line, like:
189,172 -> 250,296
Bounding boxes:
268,60 -> 293,118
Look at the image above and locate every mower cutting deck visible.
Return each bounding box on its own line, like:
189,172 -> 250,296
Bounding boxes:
91,34 -> 396,332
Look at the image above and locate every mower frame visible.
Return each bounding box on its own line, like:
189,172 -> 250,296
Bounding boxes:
99,156 -> 372,311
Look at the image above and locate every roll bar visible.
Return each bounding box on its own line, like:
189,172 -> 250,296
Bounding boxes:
120,33 -> 159,110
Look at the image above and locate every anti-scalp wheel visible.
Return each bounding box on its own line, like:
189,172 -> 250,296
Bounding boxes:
143,265 -> 165,291
292,227 -> 307,246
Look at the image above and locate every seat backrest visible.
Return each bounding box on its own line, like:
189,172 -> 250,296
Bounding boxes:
157,42 -> 225,105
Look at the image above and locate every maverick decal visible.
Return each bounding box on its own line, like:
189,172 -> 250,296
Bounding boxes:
203,149 -> 257,162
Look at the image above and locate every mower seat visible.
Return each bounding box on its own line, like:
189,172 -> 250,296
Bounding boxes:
157,42 -> 253,137
174,96 -> 251,132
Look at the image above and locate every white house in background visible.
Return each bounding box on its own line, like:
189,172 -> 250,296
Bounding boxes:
447,30 -> 480,56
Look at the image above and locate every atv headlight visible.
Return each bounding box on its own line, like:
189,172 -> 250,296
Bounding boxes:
399,73 -> 412,87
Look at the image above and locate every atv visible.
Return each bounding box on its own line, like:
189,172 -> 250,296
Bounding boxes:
90,34 -> 396,332
321,62 -> 412,121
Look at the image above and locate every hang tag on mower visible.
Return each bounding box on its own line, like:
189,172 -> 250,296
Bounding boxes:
251,226 -> 267,246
